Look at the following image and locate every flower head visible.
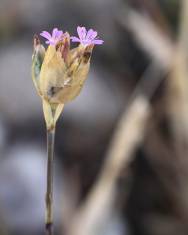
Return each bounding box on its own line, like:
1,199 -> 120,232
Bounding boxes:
32,26 -> 103,129
32,31 -> 94,104
40,28 -> 64,45
71,26 -> 104,46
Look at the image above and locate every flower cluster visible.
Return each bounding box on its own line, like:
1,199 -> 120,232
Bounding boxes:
32,26 -> 104,129
40,26 -> 104,46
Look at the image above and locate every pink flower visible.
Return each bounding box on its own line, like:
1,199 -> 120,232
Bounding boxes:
71,26 -> 104,46
40,28 -> 64,45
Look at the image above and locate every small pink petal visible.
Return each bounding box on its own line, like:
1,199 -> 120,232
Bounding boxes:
86,29 -> 97,40
40,31 -> 52,40
81,39 -> 90,45
92,39 -> 104,45
56,31 -> 63,40
77,26 -> 86,40
52,28 -> 58,38
70,36 -> 81,42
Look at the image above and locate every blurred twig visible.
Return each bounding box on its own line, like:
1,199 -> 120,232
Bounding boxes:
67,95 -> 150,235
167,0 -> 188,150
164,0 -> 188,225
126,1 -> 188,233
133,0 -> 172,35
119,8 -> 174,69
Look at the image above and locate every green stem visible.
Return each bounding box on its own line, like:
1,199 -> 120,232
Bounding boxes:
45,127 -> 56,235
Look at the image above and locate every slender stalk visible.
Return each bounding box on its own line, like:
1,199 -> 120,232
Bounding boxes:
45,127 -> 56,235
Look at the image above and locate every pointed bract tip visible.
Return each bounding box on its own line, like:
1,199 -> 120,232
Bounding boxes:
33,34 -> 41,48
56,32 -> 70,61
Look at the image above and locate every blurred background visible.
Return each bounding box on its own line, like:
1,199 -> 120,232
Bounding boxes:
0,0 -> 188,235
